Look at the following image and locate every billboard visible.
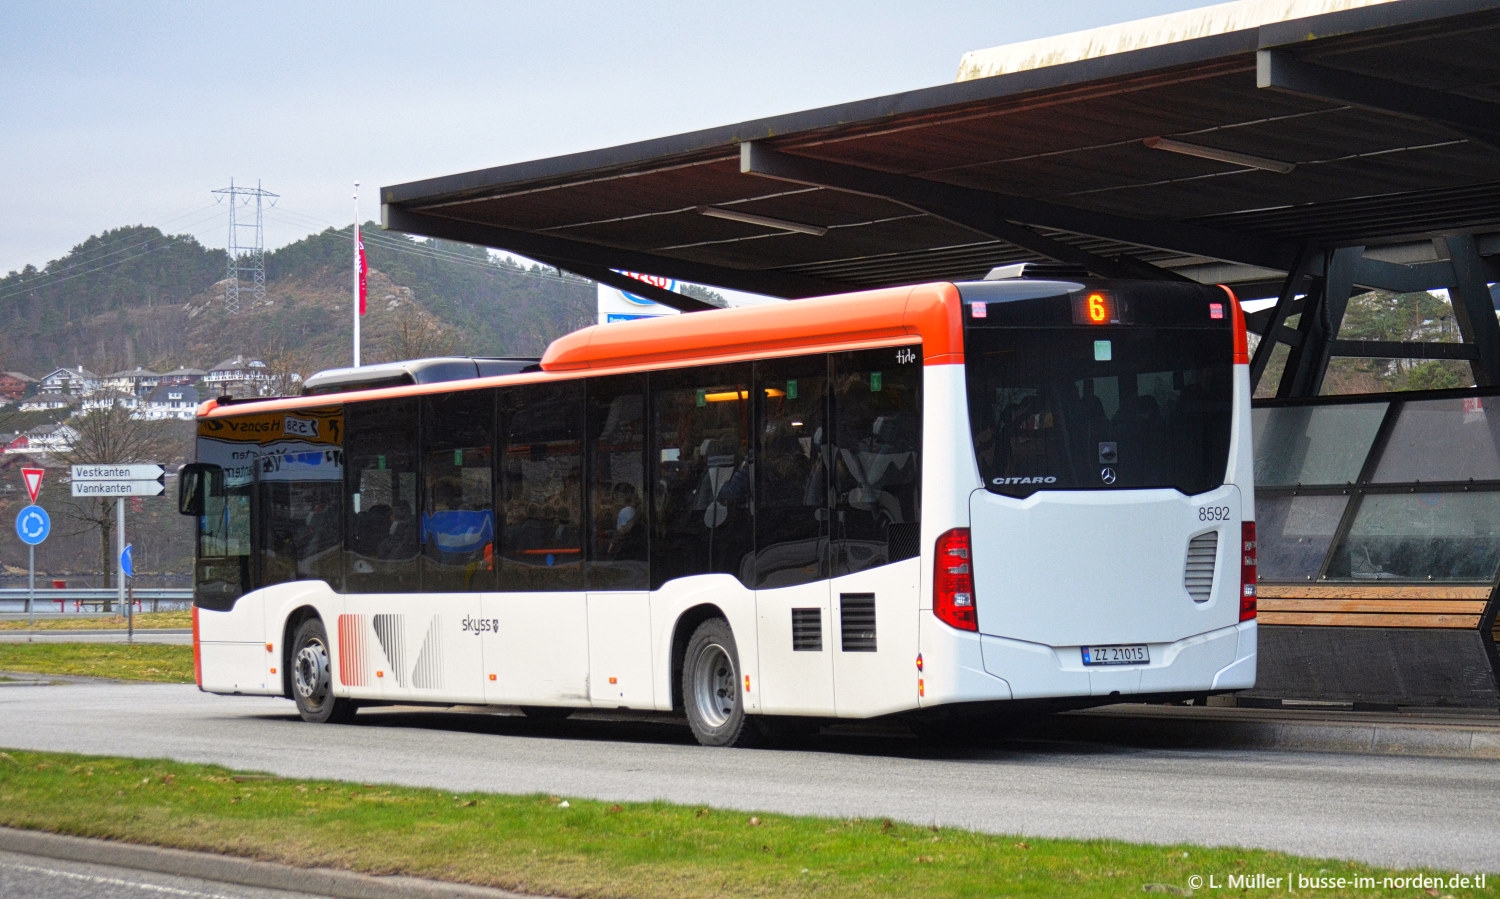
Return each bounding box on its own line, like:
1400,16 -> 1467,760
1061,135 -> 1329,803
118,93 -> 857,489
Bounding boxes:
597,271 -> 683,325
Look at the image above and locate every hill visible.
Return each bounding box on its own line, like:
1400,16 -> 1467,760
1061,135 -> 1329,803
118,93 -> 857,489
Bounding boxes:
0,223 -> 597,379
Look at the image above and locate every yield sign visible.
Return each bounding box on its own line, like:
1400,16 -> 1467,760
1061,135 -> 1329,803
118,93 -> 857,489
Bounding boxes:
21,468 -> 43,503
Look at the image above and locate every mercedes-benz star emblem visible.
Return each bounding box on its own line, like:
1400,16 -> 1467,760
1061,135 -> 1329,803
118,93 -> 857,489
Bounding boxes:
1100,467 -> 1117,484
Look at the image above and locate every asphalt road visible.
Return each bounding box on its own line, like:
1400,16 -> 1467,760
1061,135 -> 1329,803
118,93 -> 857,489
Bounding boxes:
0,848 -> 327,899
2,682 -> 1497,874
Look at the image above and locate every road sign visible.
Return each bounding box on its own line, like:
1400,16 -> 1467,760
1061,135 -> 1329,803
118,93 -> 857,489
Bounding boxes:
121,543 -> 134,578
15,505 -> 50,546
21,468 -> 43,503
72,479 -> 165,497
71,462 -> 166,497
70,464 -> 164,481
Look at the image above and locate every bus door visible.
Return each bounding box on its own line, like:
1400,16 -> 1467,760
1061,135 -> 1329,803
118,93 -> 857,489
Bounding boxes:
483,382 -> 591,707
752,356 -> 835,716
827,347 -> 923,718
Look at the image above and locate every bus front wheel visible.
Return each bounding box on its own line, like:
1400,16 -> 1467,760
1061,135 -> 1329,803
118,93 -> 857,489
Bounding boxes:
682,618 -> 761,748
292,618 -> 358,724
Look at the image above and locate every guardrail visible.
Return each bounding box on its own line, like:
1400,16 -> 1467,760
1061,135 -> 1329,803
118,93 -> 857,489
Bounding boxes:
0,588 -> 192,614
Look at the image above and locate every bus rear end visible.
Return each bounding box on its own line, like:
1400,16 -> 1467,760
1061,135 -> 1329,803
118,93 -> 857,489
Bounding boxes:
925,275 -> 1255,709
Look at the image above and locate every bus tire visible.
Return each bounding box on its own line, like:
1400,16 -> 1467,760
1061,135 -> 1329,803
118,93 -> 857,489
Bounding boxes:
682,618 -> 761,748
291,618 -> 358,724
519,706 -> 574,720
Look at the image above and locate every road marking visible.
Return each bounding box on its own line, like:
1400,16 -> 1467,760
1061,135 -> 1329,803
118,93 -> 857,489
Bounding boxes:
2,860 -> 242,898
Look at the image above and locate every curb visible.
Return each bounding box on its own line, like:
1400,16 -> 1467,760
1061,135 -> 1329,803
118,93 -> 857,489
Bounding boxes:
0,827 -> 546,899
1052,707 -> 1500,759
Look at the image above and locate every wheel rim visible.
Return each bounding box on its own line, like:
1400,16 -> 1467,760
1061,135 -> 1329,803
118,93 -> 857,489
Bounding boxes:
294,637 -> 331,708
689,641 -> 737,729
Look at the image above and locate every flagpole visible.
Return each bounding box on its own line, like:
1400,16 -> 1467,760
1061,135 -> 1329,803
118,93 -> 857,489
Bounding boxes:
352,181 -> 361,367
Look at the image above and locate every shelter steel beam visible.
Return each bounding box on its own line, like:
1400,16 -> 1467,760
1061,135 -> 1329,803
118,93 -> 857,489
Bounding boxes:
1443,234 -> 1500,386
383,205 -> 851,300
1278,246 -> 1364,398
1327,340 -> 1478,361
740,143 -> 1301,277
1257,50 -> 1500,153
1249,245 -> 1319,390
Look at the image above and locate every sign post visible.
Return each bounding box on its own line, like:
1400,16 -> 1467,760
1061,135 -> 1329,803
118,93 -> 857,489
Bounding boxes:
20,468 -> 44,626
15,503 -> 50,627
71,464 -> 163,623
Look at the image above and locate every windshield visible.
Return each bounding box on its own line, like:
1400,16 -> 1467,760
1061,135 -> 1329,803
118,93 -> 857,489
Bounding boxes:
966,326 -> 1232,497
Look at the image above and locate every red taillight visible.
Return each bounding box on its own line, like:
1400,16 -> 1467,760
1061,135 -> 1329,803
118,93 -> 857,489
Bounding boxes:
934,528 -> 978,631
1240,521 -> 1257,621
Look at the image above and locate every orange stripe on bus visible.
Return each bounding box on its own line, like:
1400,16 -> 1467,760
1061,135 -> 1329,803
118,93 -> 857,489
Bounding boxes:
542,282 -> 963,372
1218,284 -> 1250,365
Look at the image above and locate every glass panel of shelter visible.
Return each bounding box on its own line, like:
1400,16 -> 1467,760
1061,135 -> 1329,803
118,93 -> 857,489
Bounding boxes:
1253,395 -> 1500,585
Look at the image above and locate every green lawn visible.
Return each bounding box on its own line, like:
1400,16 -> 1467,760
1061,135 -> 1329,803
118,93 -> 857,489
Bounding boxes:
0,610 -> 191,631
0,749 -> 1490,898
0,643 -> 192,683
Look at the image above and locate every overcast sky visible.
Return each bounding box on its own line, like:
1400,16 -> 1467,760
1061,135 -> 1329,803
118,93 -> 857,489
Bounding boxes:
1,0 -> 1213,277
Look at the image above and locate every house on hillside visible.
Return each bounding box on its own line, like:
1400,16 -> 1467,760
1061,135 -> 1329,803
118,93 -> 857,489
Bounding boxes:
158,366 -> 206,388
17,395 -> 74,413
102,367 -> 161,397
79,389 -> 139,414
38,366 -> 99,396
0,372 -> 36,402
22,423 -> 79,454
204,356 -> 270,396
137,384 -> 200,420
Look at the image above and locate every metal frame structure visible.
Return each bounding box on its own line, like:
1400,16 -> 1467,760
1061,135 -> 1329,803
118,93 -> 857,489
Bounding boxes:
382,0 -> 1500,399
213,179 -> 278,315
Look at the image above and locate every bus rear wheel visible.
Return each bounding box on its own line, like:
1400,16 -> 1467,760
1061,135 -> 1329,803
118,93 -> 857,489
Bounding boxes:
682,618 -> 761,748
291,618 -> 358,724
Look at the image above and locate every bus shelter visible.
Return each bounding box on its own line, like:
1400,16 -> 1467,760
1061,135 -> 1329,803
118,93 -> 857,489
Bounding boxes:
381,0 -> 1500,706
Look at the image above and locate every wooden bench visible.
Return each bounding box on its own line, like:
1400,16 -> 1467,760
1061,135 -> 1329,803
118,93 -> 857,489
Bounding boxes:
1258,584 -> 1491,629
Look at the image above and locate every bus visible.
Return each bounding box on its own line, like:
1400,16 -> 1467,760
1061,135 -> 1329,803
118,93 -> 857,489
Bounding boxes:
178,267 -> 1257,746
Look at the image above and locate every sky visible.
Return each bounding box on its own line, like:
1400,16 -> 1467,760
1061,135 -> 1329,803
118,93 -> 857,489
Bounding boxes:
1,0 -> 1216,279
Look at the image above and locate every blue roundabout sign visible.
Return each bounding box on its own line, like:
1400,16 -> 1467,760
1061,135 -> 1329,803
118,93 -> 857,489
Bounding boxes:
15,504 -> 50,546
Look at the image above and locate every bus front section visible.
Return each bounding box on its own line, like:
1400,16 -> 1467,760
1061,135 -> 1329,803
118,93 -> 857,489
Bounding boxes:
924,276 -> 1255,712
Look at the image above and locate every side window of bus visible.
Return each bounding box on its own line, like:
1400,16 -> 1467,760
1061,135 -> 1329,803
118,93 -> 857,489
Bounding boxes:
423,389 -> 496,593
831,345 -> 922,577
651,363 -> 753,590
753,354 -> 829,588
498,381 -> 584,591
344,398 -> 421,593
587,374 -> 648,590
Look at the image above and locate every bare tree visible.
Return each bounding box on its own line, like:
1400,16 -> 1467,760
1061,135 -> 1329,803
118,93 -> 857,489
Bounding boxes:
375,312 -> 458,363
60,399 -> 178,610
249,336 -> 313,398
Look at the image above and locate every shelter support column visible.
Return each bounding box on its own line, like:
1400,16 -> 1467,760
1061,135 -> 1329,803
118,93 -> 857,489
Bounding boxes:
1441,234 -> 1500,387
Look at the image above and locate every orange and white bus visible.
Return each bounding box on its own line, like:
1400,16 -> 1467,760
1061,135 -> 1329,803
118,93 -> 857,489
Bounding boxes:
179,267 -> 1257,746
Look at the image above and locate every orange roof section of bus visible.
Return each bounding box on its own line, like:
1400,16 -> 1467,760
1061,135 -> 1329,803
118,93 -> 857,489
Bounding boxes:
541,282 -> 965,373
1217,285 -> 1250,365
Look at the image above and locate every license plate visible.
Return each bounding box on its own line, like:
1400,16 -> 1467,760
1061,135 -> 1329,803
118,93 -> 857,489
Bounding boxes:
1082,644 -> 1149,666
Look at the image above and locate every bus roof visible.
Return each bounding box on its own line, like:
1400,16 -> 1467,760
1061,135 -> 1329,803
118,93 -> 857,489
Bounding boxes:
197,281 -> 963,419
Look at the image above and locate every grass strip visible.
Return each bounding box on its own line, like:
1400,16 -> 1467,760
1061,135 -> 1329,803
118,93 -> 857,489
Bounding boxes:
0,643 -> 192,683
0,748 -> 1489,899
0,610 -> 191,631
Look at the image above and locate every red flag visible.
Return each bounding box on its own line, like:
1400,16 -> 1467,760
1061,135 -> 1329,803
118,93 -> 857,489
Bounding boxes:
357,226 -> 368,315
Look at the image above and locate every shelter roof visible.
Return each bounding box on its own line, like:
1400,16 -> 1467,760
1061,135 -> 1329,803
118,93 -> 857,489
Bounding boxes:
382,0 -> 1500,300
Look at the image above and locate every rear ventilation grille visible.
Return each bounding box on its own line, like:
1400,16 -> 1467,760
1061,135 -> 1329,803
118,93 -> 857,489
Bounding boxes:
792,608 -> 822,652
1184,532 -> 1219,602
840,593 -> 877,652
